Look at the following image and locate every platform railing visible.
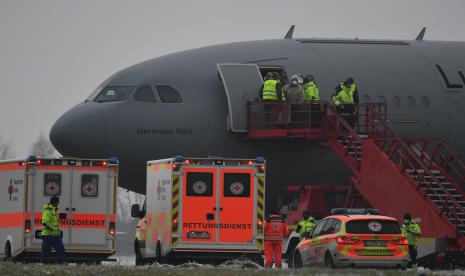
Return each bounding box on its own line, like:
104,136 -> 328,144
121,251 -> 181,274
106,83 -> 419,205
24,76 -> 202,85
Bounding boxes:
364,105 -> 465,230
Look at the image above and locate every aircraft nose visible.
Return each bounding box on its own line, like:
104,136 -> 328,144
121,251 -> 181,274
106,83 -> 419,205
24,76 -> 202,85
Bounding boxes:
50,103 -> 106,158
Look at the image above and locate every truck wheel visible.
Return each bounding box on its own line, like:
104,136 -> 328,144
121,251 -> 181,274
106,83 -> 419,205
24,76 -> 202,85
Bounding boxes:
134,239 -> 145,266
324,252 -> 335,268
292,251 -> 303,269
4,242 -> 12,261
285,238 -> 299,261
155,242 -> 164,264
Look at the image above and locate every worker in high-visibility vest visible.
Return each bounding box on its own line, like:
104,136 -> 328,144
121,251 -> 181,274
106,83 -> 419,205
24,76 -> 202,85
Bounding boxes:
401,213 -> 421,270
263,212 -> 289,268
41,196 -> 66,264
332,77 -> 359,127
304,75 -> 322,128
296,210 -> 316,239
259,72 -> 283,128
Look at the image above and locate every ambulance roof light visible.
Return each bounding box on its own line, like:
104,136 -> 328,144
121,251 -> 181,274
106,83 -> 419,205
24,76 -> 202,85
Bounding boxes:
68,160 -> 76,166
53,159 -> 62,165
330,208 -> 381,216
174,156 -> 184,162
27,155 -> 37,163
108,156 -> 118,164
256,157 -> 265,164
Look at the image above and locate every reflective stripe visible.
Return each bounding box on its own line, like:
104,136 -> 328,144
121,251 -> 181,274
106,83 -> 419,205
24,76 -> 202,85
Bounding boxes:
171,174 -> 180,248
32,212 -> 113,229
0,163 -> 23,171
262,80 -> 278,100
0,212 -> 23,227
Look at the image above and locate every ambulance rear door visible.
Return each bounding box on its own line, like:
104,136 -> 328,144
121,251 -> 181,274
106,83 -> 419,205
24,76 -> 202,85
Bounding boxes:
29,164 -> 72,247
69,164 -> 116,247
218,167 -> 255,243
181,167 -> 217,243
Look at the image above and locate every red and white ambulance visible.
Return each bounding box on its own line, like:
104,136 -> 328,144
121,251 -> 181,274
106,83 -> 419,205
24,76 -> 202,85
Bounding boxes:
0,156 -> 118,263
132,156 -> 266,264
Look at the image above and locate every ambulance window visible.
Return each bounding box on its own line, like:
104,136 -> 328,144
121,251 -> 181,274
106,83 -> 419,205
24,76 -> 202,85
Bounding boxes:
134,85 -> 156,103
44,173 -> 62,196
186,172 -> 213,197
155,85 -> 183,103
346,219 -> 401,234
332,219 -> 341,233
223,173 -> 250,197
81,175 -> 99,198
311,219 -> 328,238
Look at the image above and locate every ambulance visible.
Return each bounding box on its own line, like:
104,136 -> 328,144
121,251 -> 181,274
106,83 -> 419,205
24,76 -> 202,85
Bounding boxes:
0,156 -> 118,263
131,156 -> 266,264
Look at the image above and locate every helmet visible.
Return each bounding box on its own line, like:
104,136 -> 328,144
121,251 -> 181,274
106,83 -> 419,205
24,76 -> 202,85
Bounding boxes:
50,196 -> 60,205
403,213 -> 412,220
304,75 -> 314,83
273,72 -> 281,80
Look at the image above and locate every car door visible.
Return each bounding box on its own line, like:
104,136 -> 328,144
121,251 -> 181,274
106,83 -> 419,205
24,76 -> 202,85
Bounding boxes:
312,219 -> 336,265
304,219 -> 328,265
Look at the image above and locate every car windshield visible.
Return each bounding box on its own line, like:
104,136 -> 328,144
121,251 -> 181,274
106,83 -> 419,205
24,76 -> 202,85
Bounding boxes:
346,219 -> 401,234
94,86 -> 134,102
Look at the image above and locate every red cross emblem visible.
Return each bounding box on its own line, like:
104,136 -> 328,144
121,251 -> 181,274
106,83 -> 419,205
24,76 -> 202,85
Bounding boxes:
82,182 -> 97,197
230,182 -> 244,195
273,223 -> 280,230
8,179 -> 13,201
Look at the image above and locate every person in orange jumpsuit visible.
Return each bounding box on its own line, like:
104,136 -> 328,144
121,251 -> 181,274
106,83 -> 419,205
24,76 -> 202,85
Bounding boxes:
263,212 -> 289,268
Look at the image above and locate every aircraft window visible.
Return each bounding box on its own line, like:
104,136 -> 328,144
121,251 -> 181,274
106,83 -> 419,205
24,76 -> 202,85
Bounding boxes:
155,85 -> 183,103
134,85 -> 155,103
407,96 -> 416,107
86,86 -> 103,102
422,96 -> 430,107
393,96 -> 401,106
94,86 -> 134,102
378,95 -> 386,103
363,95 -> 371,103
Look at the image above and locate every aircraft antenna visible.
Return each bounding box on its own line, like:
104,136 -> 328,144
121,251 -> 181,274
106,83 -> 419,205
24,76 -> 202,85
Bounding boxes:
415,27 -> 426,41
284,25 -> 295,39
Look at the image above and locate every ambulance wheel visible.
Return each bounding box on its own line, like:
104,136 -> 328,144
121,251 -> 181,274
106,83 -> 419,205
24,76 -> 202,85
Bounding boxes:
285,238 -> 299,261
134,239 -> 146,266
324,252 -> 335,268
4,242 -> 12,261
155,242 -> 165,264
292,251 -> 303,269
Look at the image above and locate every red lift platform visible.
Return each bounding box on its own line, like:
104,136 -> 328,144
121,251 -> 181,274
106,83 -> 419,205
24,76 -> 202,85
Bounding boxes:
247,101 -> 465,254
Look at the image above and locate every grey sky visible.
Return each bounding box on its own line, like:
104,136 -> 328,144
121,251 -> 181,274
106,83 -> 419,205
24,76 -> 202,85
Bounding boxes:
1,0 -> 465,157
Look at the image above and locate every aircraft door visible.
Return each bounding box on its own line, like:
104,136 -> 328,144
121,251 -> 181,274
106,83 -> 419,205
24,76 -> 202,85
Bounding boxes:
218,168 -> 255,243
217,63 -> 263,132
181,168 -> 217,243
30,166 -> 72,246
70,167 -> 112,245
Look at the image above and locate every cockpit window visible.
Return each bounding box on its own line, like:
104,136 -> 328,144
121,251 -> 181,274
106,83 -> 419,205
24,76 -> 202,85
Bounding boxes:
94,86 -> 134,102
86,86 -> 104,102
155,85 -> 183,103
134,85 -> 156,103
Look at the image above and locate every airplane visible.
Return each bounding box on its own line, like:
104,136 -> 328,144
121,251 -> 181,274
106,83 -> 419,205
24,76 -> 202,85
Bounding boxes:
49,26 -> 465,206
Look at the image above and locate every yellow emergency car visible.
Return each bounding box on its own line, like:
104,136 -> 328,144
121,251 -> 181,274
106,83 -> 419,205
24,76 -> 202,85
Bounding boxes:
292,208 -> 409,268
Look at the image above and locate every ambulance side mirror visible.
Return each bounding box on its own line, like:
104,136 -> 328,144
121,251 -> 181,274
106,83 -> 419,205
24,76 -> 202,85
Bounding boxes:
131,204 -> 140,218
59,213 -> 67,220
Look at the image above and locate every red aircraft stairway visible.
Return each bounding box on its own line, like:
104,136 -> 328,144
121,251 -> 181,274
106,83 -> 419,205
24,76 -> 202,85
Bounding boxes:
247,101 -> 465,249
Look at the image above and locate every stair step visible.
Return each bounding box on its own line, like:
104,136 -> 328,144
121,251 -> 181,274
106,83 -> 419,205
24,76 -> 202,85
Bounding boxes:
420,181 -> 450,186
406,169 -> 441,175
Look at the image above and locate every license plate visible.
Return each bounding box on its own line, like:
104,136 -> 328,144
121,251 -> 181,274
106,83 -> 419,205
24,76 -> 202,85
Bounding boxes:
364,240 -> 387,247
187,231 -> 211,239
